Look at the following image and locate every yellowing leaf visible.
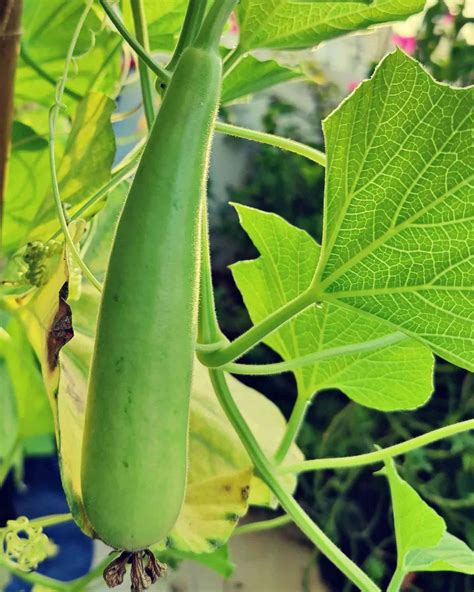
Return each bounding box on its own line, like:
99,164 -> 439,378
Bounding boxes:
165,469 -> 253,553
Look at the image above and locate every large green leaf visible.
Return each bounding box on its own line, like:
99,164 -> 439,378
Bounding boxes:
238,0 -> 424,50
221,55 -> 304,105
231,204 -> 434,410
16,93 -> 116,247
16,0 -> 121,110
313,50 -> 473,371
381,458 -> 474,576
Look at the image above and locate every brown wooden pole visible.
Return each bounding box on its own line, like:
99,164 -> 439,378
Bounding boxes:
0,0 -> 22,239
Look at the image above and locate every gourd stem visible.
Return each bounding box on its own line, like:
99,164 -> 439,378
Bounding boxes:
280,419 -> 474,474
195,0 -> 238,50
233,514 -> 292,536
49,0 -> 102,293
167,0 -> 207,71
99,0 -> 170,84
130,0 -> 155,129
198,288 -> 316,367
273,395 -> 308,464
216,121 -> 326,167
222,332 -> 407,376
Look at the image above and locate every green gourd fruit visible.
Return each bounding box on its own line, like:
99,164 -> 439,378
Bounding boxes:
80,44 -> 221,552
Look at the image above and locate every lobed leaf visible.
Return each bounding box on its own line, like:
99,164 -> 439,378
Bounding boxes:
231,204 -> 434,410
314,50 -> 474,370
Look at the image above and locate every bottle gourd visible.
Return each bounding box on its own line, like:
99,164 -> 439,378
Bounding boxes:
81,44 -> 221,551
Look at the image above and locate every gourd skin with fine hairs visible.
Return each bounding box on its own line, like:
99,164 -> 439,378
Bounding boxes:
81,46 -> 222,552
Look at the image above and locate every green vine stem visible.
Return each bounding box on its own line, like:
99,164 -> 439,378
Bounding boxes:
198,200 -> 224,346
99,0 -> 170,84
48,117 -> 326,247
0,551 -> 119,591
130,0 -> 154,129
273,395 -> 309,464
387,567 -> 405,592
195,338 -> 229,352
198,199 -> 380,592
47,116 -> 324,298
223,45 -> 246,78
279,419 -> 474,474
0,435 -> 21,488
0,558 -> 70,591
209,369 -> 380,591
29,513 -> 73,529
167,0 -> 207,71
49,143 -> 142,241
195,0 -> 238,51
223,332 -> 407,376
49,0 -> 102,293
198,288 -> 316,367
234,514 -> 292,536
216,121 -> 327,166
49,137 -> 144,241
